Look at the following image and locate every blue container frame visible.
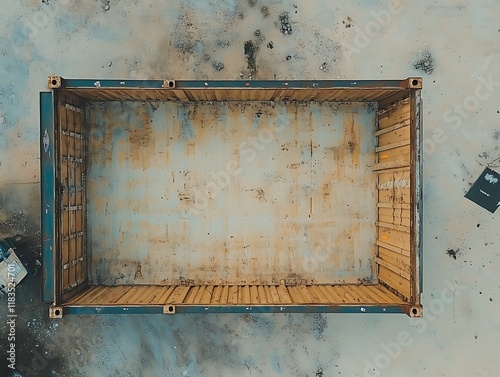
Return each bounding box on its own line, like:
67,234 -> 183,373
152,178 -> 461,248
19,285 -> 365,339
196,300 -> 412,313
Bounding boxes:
41,77 -> 423,317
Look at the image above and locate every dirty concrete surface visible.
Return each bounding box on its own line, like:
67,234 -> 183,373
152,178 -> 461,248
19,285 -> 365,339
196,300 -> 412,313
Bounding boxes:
86,101 -> 377,286
0,0 -> 499,376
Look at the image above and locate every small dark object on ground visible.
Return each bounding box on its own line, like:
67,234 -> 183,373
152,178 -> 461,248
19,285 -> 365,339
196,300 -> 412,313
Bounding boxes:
414,51 -> 434,74
465,167 -> 500,213
286,55 -> 292,60
203,54 -> 211,61
248,0 -> 257,7
254,30 -> 261,36
212,62 -> 225,71
217,40 -> 230,48
267,41 -> 274,49
343,16 -> 353,28
244,40 -> 258,74
279,12 -> 292,34
446,248 -> 459,260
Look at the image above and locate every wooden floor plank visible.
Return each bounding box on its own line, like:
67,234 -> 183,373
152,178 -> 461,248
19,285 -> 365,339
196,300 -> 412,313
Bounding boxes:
276,285 -> 293,304
211,286 -> 223,304
184,286 -> 200,304
229,286 -> 239,304
287,286 -> 302,303
374,284 -> 405,303
323,286 -> 346,303
333,285 -> 358,303
250,286 -> 260,303
192,286 -> 206,304
307,286 -> 327,303
115,287 -> 144,304
356,285 -> 387,304
81,286 -> 109,304
137,286 -> 161,304
201,285 -> 214,304
298,285 -> 315,303
151,286 -> 176,304
269,286 -> 281,303
97,286 -> 130,304
258,286 -> 269,304
316,285 -> 336,304
66,286 -> 98,304
242,285 -> 251,304
220,285 -> 229,304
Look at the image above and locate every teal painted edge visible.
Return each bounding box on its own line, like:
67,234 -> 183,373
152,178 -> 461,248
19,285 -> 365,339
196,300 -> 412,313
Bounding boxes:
61,79 -> 405,89
62,79 -> 164,88
418,95 -> 424,294
63,305 -> 406,315
40,92 -> 55,303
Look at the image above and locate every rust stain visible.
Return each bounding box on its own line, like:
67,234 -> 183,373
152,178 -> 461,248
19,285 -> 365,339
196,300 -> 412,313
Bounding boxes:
87,101 -> 377,285
128,103 -> 154,168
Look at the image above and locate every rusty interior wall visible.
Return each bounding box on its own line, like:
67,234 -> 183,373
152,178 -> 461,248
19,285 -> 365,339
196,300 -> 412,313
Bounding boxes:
86,101 -> 378,285
374,98 -> 412,300
57,93 -> 88,299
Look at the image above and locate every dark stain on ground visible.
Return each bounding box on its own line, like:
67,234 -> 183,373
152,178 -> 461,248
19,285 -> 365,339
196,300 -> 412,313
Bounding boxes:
0,272 -> 65,376
260,6 -> 269,18
244,40 -> 258,74
493,130 -> 500,140
478,151 -> 489,159
212,62 -> 225,71
174,40 -> 195,55
173,10 -> 199,55
245,314 -> 274,334
279,12 -> 292,34
414,51 -> 434,74
311,313 -> 327,340
342,16 -> 353,28
176,316 -> 242,368
217,40 -> 230,48
446,248 -> 460,260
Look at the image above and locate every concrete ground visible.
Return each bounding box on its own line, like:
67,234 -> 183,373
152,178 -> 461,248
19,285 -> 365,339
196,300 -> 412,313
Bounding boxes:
0,0 -> 499,376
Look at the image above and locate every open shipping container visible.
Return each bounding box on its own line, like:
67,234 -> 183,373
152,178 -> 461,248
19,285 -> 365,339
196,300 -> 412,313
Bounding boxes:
40,77 -> 423,318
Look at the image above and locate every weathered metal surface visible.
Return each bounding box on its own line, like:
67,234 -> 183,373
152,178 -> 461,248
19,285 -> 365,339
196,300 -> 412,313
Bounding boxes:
60,78 -> 408,89
40,91 -> 56,303
87,101 -> 378,285
63,304 -> 408,315
58,78 -> 413,102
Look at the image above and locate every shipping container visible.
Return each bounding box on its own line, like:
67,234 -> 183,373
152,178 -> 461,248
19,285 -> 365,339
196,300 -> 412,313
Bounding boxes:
40,77 -> 423,318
